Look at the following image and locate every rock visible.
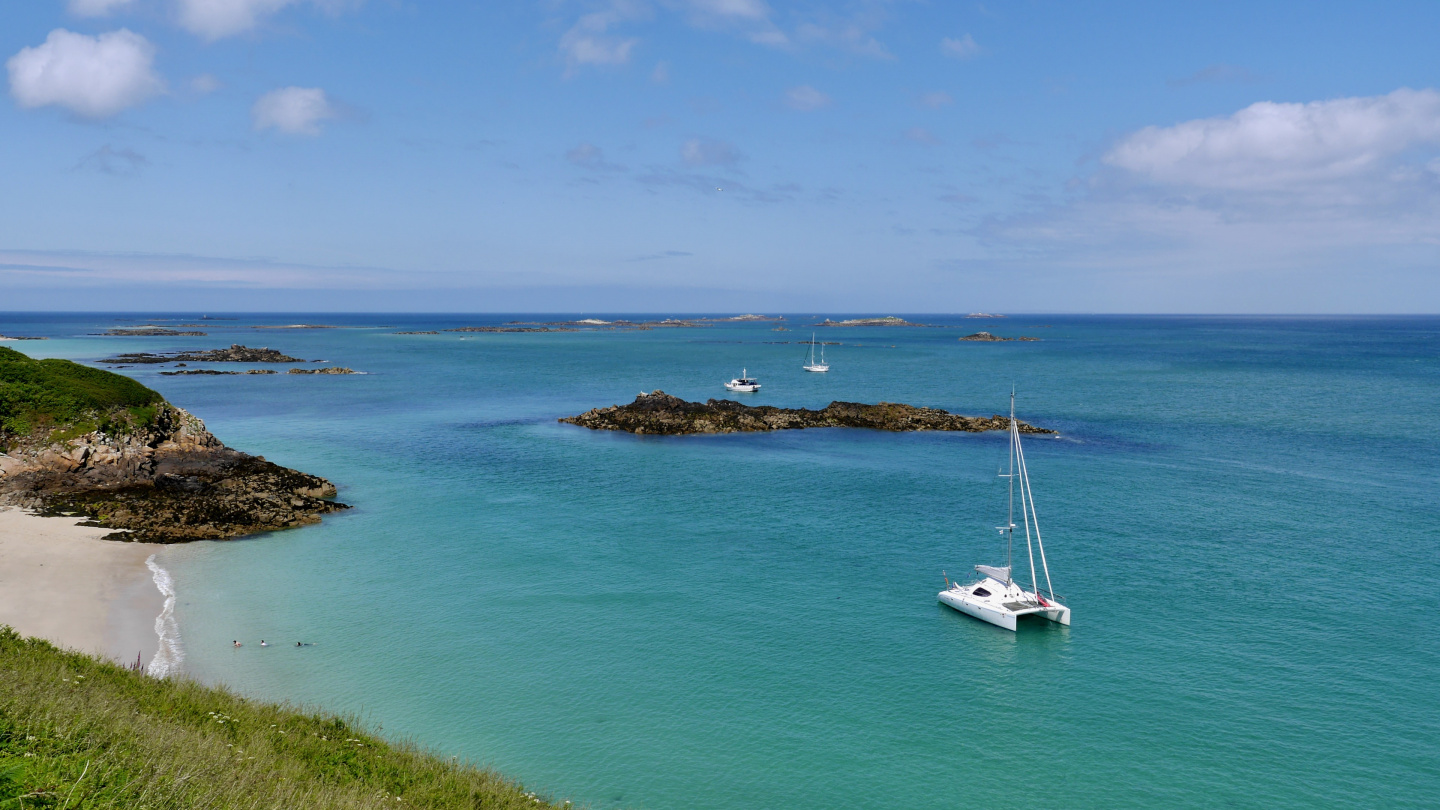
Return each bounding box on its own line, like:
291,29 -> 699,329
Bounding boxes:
97,328 -> 208,336
0,403 -> 348,543
560,391 -> 1056,436
286,367 -> 356,374
103,345 -> 304,364
959,332 -> 1040,342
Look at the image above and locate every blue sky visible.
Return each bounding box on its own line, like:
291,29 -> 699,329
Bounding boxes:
2,1 -> 1438,312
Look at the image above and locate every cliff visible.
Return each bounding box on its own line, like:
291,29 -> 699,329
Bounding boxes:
560,391 -> 1056,436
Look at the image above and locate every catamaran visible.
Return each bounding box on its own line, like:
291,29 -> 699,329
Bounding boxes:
725,368 -> 761,392
939,392 -> 1070,630
803,333 -> 829,372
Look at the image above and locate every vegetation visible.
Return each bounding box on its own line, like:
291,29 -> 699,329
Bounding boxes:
0,347 -> 163,444
0,628 -> 564,809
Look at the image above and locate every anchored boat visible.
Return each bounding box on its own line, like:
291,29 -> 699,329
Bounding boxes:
725,368 -> 761,393
803,333 -> 829,372
939,392 -> 1070,631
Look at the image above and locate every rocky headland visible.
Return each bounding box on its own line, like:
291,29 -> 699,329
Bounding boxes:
103,344 -> 304,364
0,346 -> 347,542
560,391 -> 1055,436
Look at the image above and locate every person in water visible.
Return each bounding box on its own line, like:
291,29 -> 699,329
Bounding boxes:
260,640 -> 268,647
233,640 -> 242,647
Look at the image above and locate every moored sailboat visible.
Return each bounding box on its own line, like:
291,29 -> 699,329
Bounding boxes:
938,392 -> 1069,630
803,333 -> 829,372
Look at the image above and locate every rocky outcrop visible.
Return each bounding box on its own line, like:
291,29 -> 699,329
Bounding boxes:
98,328 -> 208,336
103,345 -> 304,364
560,391 -> 1055,436
959,332 -> 1039,342
0,403 -> 347,542
159,369 -> 279,376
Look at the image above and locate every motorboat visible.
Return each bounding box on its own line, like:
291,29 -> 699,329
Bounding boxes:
803,333 -> 829,372
939,392 -> 1070,630
725,369 -> 761,392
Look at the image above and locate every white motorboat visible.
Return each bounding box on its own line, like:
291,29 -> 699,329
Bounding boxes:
803,333 -> 829,372
725,368 -> 761,392
939,392 -> 1070,631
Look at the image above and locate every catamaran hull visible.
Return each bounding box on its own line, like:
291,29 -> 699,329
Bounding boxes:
937,590 -> 1070,631
938,590 -> 1017,630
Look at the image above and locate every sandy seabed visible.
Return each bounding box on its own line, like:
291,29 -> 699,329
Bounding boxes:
0,506 -> 165,666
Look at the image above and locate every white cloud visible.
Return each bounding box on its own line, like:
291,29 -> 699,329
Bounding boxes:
785,85 -> 830,111
7,28 -> 164,118
559,9 -> 641,70
68,0 -> 135,17
252,86 -> 336,135
1104,88 -> 1440,190
175,0 -> 357,40
190,73 -> 221,94
941,34 -> 980,59
918,90 -> 953,108
681,137 -> 741,166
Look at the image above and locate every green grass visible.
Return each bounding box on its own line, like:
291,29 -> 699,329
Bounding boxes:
0,347 -> 163,443
0,628 -> 568,809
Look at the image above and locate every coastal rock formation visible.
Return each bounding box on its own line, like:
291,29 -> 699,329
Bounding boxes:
98,328 -> 208,336
446,326 -> 577,333
959,332 -> 1040,342
159,369 -> 279,376
286,367 -> 357,374
395,331 -> 440,335
813,316 -> 917,327
103,344 -> 304,364
1,347 -> 347,542
560,391 -> 1055,436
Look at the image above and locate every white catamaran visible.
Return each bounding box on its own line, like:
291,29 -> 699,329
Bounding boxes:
939,392 -> 1070,631
803,333 -> 829,372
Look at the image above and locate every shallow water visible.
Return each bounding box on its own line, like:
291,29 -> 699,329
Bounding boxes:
6,313 -> 1438,809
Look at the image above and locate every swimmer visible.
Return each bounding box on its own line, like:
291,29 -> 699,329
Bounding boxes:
260,640 -> 268,647
233,640 -> 242,648
296,642 -> 303,647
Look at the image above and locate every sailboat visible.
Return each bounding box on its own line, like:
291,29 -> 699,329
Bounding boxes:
803,333 -> 829,372
938,392 -> 1070,630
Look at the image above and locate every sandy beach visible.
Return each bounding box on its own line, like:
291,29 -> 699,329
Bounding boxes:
0,506 -> 165,666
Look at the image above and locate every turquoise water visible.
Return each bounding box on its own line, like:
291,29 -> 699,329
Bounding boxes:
6,314 -> 1438,809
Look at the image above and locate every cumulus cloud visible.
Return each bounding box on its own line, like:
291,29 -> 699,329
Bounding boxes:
7,28 -> 164,118
252,86 -> 336,135
175,0 -> 356,40
68,0 -> 135,17
941,34 -> 980,59
681,137 -> 741,167
785,85 -> 830,111
1103,88 -> 1440,190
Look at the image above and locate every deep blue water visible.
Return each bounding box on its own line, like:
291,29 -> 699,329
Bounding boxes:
5,313 -> 1437,809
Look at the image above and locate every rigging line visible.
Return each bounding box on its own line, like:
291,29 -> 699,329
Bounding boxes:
1016,418 -> 1040,600
1016,429 -> 1055,601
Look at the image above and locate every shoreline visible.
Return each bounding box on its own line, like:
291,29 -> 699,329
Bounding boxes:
0,506 -> 168,668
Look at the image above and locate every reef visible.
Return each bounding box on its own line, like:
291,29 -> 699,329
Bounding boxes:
102,344 -> 304,364
560,391 -> 1055,436
959,332 -> 1040,342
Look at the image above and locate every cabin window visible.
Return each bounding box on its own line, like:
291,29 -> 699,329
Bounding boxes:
972,587 -> 991,597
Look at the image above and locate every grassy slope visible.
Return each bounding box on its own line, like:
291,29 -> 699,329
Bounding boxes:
0,629 -> 565,809
0,347 -> 163,444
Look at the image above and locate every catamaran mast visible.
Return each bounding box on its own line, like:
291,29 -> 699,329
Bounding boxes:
1006,390 -> 1015,582
1016,428 -> 1055,600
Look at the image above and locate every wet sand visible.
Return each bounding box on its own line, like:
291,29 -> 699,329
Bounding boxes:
0,506 -> 164,664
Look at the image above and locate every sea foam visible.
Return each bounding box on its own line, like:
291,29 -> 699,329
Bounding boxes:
145,554 -> 184,677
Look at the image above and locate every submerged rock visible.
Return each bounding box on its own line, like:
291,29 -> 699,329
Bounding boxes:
560,391 -> 1055,436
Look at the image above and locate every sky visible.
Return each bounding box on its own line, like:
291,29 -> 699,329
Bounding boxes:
2,0 -> 1438,313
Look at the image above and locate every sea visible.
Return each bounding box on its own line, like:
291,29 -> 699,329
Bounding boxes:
4,313 -> 1437,810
